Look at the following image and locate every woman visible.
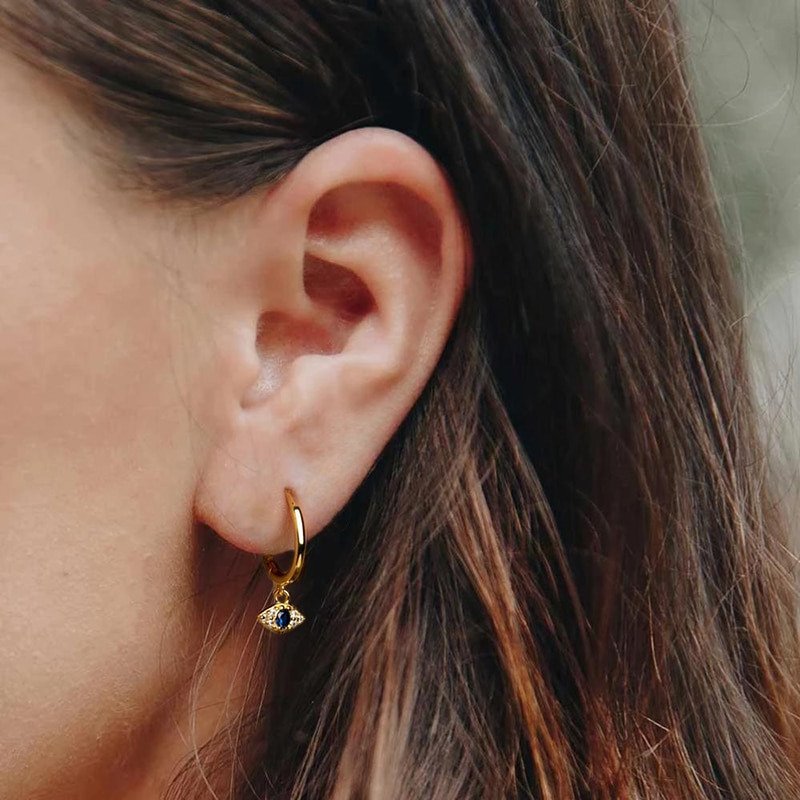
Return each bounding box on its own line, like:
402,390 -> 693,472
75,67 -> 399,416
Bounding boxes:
1,1 -> 799,798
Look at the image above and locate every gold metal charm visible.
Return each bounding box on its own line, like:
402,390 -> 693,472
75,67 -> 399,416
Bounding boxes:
257,587 -> 305,634
257,488 -> 307,634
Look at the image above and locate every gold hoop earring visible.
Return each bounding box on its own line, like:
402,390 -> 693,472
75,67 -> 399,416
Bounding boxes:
256,488 -> 307,634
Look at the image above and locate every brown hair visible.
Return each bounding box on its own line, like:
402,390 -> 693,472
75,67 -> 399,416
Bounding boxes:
3,1 -> 800,797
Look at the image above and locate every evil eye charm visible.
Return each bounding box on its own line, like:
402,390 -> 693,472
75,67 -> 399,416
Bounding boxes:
257,601 -> 305,634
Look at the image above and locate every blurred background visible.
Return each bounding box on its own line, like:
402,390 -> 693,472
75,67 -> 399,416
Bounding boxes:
681,0 -> 800,533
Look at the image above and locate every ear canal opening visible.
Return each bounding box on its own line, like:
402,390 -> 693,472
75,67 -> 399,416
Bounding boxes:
253,255 -> 377,397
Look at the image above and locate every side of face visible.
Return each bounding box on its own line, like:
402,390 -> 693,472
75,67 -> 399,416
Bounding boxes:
0,48 -> 229,798
0,47 -> 470,799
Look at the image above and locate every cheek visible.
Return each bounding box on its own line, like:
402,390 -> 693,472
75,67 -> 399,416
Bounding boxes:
0,199 -> 201,794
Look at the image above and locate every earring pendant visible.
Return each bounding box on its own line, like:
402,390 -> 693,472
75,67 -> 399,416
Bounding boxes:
257,488 -> 307,634
258,586 -> 305,633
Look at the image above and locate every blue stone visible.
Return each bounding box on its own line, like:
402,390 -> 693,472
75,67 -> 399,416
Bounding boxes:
275,608 -> 291,629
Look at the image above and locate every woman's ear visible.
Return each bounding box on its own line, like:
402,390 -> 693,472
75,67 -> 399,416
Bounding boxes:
194,127 -> 472,554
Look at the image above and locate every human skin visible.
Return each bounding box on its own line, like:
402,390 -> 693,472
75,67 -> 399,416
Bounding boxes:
0,49 -> 469,800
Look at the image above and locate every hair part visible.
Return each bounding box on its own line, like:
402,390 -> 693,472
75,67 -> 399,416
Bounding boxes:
3,1 -> 800,797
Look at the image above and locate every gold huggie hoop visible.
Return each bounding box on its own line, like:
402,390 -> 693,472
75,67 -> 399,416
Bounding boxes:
256,488 -> 307,634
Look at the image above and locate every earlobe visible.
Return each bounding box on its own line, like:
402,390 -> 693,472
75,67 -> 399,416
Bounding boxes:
194,127 -> 471,556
